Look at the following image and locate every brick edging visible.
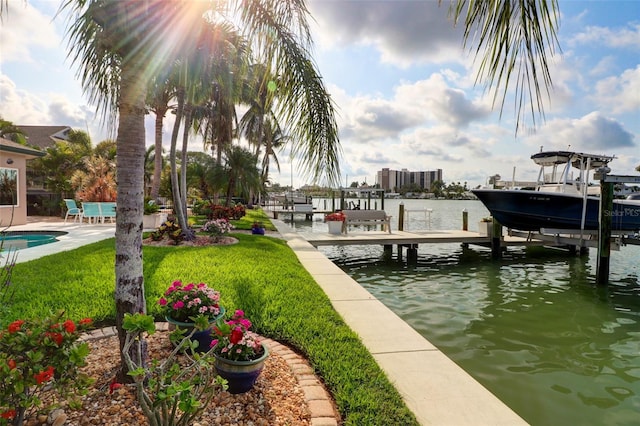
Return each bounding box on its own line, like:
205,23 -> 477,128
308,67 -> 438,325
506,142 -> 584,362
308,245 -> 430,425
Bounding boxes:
261,337 -> 341,426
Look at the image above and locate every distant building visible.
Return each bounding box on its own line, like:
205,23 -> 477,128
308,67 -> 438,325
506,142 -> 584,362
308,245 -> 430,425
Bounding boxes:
376,168 -> 443,192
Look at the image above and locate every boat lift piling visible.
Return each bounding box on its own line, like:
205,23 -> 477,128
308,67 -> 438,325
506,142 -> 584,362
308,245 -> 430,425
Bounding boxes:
594,169 -> 640,285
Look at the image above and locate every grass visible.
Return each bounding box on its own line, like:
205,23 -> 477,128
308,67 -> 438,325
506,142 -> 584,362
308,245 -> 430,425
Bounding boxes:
4,231 -> 418,425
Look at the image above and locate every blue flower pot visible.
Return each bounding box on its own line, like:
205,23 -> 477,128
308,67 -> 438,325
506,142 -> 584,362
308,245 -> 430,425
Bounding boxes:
165,307 -> 225,353
251,227 -> 265,235
214,343 -> 269,394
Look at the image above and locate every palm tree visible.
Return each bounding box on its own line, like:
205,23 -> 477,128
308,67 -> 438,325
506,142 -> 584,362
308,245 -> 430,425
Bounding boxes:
146,74 -> 174,201
222,145 -> 261,206
61,0 -> 210,380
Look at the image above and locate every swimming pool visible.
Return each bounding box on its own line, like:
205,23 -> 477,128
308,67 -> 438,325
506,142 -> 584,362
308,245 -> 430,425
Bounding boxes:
0,231 -> 67,251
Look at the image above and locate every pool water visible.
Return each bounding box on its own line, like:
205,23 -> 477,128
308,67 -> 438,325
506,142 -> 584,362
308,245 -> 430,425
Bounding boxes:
0,231 -> 67,251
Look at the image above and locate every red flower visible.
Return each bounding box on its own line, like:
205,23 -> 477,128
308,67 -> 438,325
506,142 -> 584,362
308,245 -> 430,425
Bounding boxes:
230,327 -> 243,344
46,332 -> 64,346
63,320 -> 76,333
1,410 -> 16,419
79,318 -> 93,326
7,359 -> 16,370
8,320 -> 24,333
34,366 -> 55,385
109,379 -> 122,394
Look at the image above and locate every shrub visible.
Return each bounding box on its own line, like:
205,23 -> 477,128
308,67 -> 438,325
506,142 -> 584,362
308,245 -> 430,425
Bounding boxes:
0,312 -> 93,424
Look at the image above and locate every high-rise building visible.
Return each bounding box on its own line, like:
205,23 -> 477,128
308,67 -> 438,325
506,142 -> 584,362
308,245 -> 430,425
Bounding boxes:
376,168 -> 443,191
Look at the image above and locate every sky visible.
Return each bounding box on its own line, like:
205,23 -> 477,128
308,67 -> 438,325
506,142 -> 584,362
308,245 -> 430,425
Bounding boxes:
1,0 -> 639,190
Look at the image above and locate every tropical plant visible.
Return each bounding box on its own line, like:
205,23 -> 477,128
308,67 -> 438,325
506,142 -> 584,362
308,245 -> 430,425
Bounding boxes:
222,145 -> 261,207
122,313 -> 227,426
71,155 -> 117,202
201,218 -> 234,241
0,313 -> 93,426
144,198 -> 160,215
150,218 -> 186,245
211,309 -> 264,362
158,280 -> 222,323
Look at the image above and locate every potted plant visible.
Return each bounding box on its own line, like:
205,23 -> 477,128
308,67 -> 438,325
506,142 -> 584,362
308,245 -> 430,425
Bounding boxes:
210,310 -> 269,394
143,199 -> 167,229
478,216 -> 493,237
251,221 -> 265,235
325,211 -> 346,235
158,280 -> 225,352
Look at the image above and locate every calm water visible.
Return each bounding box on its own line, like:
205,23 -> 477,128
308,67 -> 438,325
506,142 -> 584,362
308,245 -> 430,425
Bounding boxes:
283,199 -> 640,425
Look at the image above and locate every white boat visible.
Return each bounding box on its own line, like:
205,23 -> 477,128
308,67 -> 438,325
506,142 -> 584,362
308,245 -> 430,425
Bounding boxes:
472,151 -> 640,232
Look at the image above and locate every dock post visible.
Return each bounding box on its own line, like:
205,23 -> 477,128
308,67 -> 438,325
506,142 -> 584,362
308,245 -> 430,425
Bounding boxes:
491,220 -> 503,259
383,244 -> 393,260
462,209 -> 468,231
399,203 -> 405,231
407,245 -> 418,264
596,175 -> 613,285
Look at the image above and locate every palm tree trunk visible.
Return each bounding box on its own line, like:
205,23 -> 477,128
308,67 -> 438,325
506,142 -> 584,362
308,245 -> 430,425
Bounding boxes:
169,88 -> 193,239
114,58 -> 147,383
150,105 -> 167,201
180,106 -> 191,220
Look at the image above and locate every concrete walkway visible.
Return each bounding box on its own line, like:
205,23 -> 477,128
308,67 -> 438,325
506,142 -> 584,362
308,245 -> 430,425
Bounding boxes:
271,219 -> 527,426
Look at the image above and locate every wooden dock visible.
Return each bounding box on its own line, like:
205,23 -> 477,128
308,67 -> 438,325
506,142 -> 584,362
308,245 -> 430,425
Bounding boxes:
299,229 -> 589,249
297,229 -> 622,263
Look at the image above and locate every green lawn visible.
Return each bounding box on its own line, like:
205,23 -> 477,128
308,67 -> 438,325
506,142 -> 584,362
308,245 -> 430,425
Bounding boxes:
4,231 -> 418,425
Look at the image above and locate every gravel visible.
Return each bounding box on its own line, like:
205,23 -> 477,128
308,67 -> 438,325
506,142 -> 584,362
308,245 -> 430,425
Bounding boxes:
25,330 -> 314,425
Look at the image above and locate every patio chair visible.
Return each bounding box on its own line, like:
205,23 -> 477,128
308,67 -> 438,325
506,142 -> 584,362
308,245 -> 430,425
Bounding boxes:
63,199 -> 83,224
101,202 -> 117,223
81,202 -> 102,224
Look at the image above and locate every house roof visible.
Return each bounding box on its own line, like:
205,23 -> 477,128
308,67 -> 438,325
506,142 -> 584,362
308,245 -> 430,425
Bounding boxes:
0,137 -> 46,159
16,125 -> 71,150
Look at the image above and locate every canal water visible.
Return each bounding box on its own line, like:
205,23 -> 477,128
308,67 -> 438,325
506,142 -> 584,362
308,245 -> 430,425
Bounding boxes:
283,198 -> 640,425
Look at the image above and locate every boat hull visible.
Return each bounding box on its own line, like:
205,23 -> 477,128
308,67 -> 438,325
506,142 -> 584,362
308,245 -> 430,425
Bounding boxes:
472,189 -> 640,232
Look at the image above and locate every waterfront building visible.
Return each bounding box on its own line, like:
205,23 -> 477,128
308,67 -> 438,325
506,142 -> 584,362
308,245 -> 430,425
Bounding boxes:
376,168 -> 443,192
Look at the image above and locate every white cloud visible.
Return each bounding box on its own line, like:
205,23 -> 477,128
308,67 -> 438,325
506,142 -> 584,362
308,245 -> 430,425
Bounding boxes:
0,2 -> 60,63
570,23 -> 640,50
308,0 -> 467,67
526,112 -> 635,152
591,66 -> 640,114
0,74 -> 50,123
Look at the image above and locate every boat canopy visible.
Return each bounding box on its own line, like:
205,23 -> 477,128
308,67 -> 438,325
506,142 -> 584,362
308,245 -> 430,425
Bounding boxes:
531,151 -> 614,169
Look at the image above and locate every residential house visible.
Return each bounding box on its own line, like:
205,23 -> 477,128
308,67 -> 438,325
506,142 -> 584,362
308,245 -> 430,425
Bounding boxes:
0,137 -> 46,225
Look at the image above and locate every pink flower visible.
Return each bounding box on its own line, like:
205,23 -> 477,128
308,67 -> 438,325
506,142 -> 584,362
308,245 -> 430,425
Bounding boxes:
210,339 -> 219,348
158,298 -> 167,306
234,309 -> 244,317
172,301 -> 184,310
184,283 -> 195,291
239,318 -> 252,329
